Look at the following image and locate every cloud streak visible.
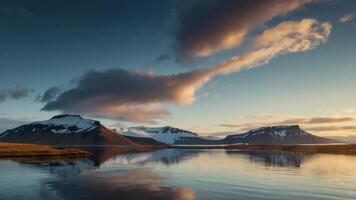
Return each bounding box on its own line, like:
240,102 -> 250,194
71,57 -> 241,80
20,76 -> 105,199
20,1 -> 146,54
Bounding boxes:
339,12 -> 356,23
220,116 -> 356,129
0,85 -> 31,103
42,18 -> 331,123
305,126 -> 356,132
219,115 -> 356,135
173,0 -> 316,59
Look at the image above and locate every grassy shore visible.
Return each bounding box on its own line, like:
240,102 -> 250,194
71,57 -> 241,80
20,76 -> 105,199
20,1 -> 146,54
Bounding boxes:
0,142 -> 88,159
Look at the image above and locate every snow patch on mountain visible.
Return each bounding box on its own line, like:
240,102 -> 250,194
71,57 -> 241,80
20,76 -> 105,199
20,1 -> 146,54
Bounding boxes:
12,115 -> 100,134
231,125 -> 308,140
119,126 -> 199,144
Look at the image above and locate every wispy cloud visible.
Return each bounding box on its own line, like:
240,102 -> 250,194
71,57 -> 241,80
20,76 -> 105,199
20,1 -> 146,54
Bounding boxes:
342,108 -> 356,114
173,0 -> 317,59
0,85 -> 31,103
0,7 -> 34,18
339,12 -> 356,23
39,86 -> 63,102
220,116 -> 356,128
42,18 -> 331,123
219,115 -> 356,135
305,126 -> 356,132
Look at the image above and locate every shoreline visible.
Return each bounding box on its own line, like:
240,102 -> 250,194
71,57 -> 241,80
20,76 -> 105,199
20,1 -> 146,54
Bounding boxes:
1,142 -> 356,162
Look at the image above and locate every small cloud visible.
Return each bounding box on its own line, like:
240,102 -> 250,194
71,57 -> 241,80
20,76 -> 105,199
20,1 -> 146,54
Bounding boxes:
339,12 -> 356,23
342,108 -> 356,114
0,85 -> 31,104
0,7 -> 34,17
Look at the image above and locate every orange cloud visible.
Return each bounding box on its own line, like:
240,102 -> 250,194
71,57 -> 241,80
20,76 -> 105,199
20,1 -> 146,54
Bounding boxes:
339,12 -> 356,23
174,0 -> 317,59
219,115 -> 356,136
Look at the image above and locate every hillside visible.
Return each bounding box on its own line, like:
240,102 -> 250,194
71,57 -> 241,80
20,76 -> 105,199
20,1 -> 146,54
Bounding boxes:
0,115 -> 135,145
223,125 -> 337,145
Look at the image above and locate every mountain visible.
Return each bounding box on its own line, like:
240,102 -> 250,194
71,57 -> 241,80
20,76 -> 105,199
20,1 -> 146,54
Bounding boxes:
118,125 -> 337,145
222,125 -> 337,145
0,115 -> 134,145
0,115 -> 338,146
118,126 -> 201,144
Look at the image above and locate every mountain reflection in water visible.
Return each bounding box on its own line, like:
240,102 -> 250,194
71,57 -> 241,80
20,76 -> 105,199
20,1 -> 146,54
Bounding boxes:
1,148 -> 356,200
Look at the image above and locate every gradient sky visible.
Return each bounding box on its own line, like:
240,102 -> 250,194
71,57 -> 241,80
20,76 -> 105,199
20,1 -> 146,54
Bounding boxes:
0,0 -> 355,136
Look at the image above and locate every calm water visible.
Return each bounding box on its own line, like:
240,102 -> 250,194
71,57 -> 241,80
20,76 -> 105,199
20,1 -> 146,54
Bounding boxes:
0,148 -> 356,200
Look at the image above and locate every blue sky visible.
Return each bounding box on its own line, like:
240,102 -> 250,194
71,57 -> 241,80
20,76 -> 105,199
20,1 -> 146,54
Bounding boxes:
0,0 -> 355,136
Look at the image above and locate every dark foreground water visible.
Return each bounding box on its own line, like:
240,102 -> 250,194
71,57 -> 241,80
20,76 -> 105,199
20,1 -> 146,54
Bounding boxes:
0,148 -> 356,200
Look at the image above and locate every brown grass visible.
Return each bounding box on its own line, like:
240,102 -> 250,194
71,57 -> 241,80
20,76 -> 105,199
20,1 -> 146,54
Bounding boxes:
0,142 -> 88,159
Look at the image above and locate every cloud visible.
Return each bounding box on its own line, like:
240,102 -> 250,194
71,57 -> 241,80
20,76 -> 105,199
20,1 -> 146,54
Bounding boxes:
305,126 -> 356,132
306,117 -> 356,124
219,115 -> 356,134
40,86 -> 63,102
208,19 -> 331,75
42,18 -> 331,123
173,0 -> 316,59
0,85 -> 31,103
0,7 -> 34,18
339,12 -> 356,23
220,116 -> 356,127
41,68 -> 212,123
342,108 -> 356,114
88,104 -> 170,124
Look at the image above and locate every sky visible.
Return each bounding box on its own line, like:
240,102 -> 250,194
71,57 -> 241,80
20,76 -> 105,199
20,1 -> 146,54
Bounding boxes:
0,0 -> 355,137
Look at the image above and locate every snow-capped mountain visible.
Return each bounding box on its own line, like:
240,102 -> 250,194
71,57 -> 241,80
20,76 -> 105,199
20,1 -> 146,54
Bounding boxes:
118,126 -> 199,144
222,125 -> 336,145
0,115 -> 337,146
0,115 -> 134,145
118,125 -> 336,145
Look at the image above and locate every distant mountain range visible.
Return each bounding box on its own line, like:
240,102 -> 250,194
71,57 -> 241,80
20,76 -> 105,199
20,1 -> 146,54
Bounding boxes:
0,114 -> 338,145
118,126 -> 199,145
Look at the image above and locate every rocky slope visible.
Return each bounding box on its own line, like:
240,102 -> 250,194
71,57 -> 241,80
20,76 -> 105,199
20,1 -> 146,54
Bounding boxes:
0,115 -> 134,145
222,125 -> 337,145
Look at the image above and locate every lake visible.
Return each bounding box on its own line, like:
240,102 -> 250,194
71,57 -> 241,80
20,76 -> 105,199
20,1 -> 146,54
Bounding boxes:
0,148 -> 356,200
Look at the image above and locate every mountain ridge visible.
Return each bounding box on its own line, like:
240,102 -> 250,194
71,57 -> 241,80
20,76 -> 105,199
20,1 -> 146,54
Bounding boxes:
0,115 -> 338,145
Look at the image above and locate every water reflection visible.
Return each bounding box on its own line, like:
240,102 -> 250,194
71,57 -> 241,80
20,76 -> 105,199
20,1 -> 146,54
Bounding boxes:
101,148 -> 201,166
1,148 -> 356,200
46,169 -> 196,200
225,150 -> 306,167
